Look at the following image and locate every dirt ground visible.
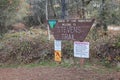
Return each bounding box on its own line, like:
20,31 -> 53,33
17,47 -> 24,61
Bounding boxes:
0,66 -> 120,80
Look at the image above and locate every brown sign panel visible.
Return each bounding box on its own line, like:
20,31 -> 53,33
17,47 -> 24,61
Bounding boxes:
48,19 -> 94,41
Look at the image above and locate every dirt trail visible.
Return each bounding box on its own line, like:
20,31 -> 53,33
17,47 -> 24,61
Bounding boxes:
0,67 -> 120,80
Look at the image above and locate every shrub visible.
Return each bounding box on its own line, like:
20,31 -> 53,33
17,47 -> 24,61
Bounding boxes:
62,41 -> 73,59
0,29 -> 54,65
87,29 -> 120,67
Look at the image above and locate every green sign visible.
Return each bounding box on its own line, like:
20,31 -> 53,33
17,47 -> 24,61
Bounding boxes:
48,20 -> 57,29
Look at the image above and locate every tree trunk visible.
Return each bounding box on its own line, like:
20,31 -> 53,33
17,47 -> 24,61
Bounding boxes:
82,0 -> 85,19
49,0 -> 56,18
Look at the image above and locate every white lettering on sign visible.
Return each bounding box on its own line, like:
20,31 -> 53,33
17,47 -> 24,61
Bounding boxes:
73,23 -> 76,26
78,19 -> 91,22
62,23 -> 71,26
61,34 -> 74,40
74,42 -> 89,58
57,26 -> 81,34
58,20 -> 65,22
71,20 -> 76,22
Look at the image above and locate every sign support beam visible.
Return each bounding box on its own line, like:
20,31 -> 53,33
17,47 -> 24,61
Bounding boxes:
46,0 -> 50,40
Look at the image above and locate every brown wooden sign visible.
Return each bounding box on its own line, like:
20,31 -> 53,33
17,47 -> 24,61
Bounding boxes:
48,19 -> 94,41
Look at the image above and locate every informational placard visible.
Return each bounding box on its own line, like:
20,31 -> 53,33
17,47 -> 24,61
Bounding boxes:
54,50 -> 62,62
74,42 -> 89,58
48,19 -> 94,41
54,40 -> 62,62
54,40 -> 61,51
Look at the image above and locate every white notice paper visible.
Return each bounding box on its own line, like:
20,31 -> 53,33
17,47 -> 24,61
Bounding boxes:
54,40 -> 62,51
74,42 -> 89,58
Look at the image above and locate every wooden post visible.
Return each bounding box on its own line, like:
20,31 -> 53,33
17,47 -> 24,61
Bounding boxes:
61,0 -> 66,19
46,0 -> 50,40
80,58 -> 85,67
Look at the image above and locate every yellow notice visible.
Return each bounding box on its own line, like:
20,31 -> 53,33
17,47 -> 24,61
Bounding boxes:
54,50 -> 62,62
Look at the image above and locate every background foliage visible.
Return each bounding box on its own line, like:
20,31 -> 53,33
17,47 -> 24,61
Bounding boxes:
0,0 -> 120,67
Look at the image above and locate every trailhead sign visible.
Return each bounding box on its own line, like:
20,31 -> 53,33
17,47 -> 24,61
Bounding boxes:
48,19 -> 94,41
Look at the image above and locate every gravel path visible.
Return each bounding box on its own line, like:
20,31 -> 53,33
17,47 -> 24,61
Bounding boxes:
0,67 -> 120,80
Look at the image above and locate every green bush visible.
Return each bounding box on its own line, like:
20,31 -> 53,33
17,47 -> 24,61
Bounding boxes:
0,31 -> 54,65
0,0 -> 29,35
87,30 -> 120,67
62,41 -> 73,59
0,28 -> 120,67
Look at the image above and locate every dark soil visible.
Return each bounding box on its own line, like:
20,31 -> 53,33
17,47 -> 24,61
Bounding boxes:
0,66 -> 120,80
